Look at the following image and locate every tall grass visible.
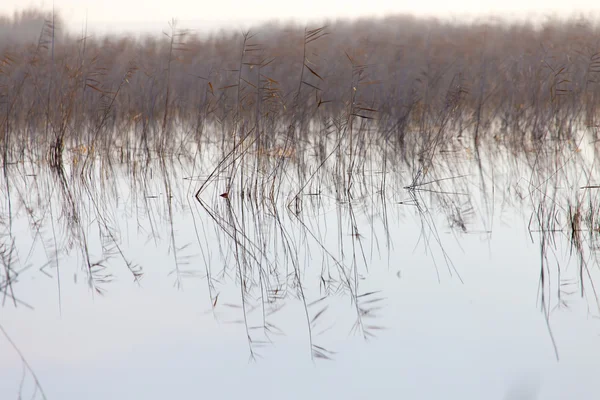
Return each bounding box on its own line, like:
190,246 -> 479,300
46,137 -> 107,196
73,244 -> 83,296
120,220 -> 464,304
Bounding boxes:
2,8 -> 600,373
2,10 -> 600,161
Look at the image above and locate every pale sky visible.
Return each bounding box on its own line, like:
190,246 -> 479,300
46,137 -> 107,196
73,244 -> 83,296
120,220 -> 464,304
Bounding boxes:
2,0 -> 600,35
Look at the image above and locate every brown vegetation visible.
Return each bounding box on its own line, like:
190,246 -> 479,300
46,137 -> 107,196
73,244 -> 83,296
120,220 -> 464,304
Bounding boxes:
1,9 -> 600,161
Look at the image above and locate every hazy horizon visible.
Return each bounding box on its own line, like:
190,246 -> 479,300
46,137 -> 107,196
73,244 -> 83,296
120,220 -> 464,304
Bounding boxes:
3,1 -> 600,36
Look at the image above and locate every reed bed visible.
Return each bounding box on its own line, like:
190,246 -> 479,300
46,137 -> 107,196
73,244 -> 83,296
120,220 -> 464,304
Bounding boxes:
2,10 -> 600,396
2,10 -> 600,161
